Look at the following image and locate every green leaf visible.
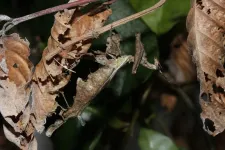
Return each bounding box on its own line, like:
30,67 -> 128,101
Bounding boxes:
108,117 -> 130,129
92,0 -> 149,47
138,128 -> 178,150
129,0 -> 190,35
108,0 -> 149,39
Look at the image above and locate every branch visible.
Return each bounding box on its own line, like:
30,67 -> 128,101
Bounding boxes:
0,0 -> 99,35
45,0 -> 167,60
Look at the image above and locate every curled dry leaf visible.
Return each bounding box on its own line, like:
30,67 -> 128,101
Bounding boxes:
0,0 -> 163,148
45,32 -> 160,136
187,0 -> 225,135
46,55 -> 131,136
0,34 -> 37,149
166,34 -> 196,84
64,56 -> 131,118
45,33 -> 128,136
31,4 -> 112,132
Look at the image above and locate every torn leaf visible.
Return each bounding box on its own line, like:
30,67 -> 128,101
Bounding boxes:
45,55 -> 132,136
187,0 -> 225,136
0,34 -> 36,150
31,4 -> 112,133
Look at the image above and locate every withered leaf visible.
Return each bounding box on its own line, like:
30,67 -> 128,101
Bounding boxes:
45,31 -> 159,136
31,4 -> 112,133
64,56 -> 131,118
187,0 -> 225,136
0,34 -> 36,150
45,55 -> 131,136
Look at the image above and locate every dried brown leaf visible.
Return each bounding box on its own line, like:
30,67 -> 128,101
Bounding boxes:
64,56 -> 131,118
31,5 -> 112,133
45,55 -> 132,136
45,31 -> 159,136
0,34 -> 36,149
187,0 -> 225,135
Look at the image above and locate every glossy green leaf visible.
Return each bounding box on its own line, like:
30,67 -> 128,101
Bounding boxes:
130,0 -> 190,35
138,128 -> 178,150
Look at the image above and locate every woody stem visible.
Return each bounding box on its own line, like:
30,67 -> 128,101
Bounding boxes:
45,0 -> 167,60
1,0 -> 99,35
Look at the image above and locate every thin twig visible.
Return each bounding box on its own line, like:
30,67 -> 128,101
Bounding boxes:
0,0 -> 99,35
54,58 -> 76,73
45,0 -> 166,60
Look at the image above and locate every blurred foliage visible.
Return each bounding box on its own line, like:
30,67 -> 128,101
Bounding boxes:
138,128 -> 178,150
129,0 -> 190,35
0,0 -> 218,150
